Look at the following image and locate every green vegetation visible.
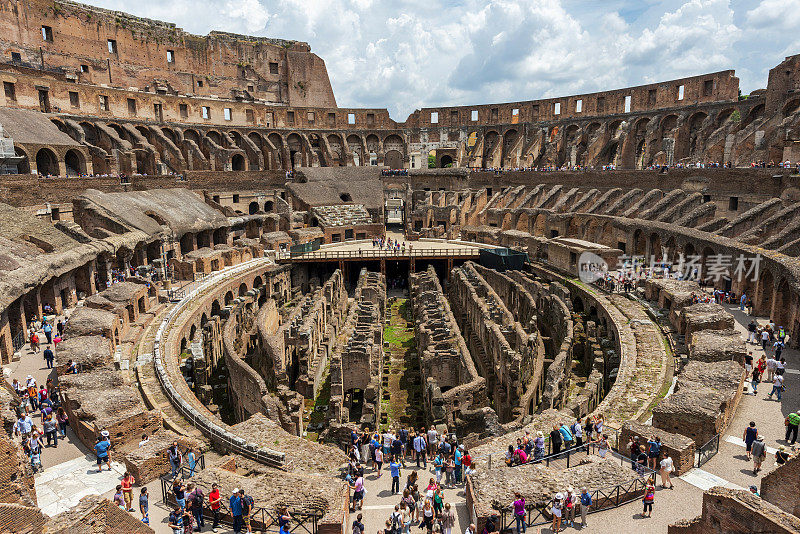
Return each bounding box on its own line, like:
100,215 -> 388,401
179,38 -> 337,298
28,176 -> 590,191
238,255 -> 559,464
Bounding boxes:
730,110 -> 741,122
380,299 -> 422,431
304,366 -> 331,442
428,154 -> 436,168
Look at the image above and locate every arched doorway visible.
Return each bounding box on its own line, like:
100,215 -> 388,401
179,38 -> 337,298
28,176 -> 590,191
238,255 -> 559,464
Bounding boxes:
248,201 -> 259,215
35,148 -> 59,176
385,150 -> 403,169
64,149 -> 85,176
440,155 -> 453,167
231,153 -> 246,171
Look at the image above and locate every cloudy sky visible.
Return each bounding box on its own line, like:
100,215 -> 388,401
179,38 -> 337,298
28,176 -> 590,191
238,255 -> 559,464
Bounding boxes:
93,0 -> 800,121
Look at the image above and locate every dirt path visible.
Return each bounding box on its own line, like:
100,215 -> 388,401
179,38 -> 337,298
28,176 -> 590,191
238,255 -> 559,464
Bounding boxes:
381,297 -> 424,430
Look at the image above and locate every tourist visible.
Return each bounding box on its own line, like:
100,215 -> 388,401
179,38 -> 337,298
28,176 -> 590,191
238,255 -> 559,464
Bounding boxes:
350,471 -> 364,511
186,448 -> 197,477
43,346 -> 54,369
182,508 -> 195,534
550,426 -> 563,455
420,499 -> 435,533
30,331 -> 40,353
168,441 -> 183,477
776,445 -> 791,465
139,433 -> 150,447
752,435 -> 767,474
209,483 -> 222,533
433,452 -> 444,483
169,504 -> 184,534
454,444 -> 464,483
187,482 -> 205,530
113,485 -> 125,508
767,372 -> 784,401
786,410 -> 800,445
564,487 -> 576,527
121,471 -> 136,512
659,454 -> 675,489
628,436 -> 640,470
464,524 -> 476,534
749,485 -> 760,497
593,415 -> 604,438
571,419 -> 583,447
511,492 -> 526,534
550,492 -> 563,533
14,412 -> 33,438
400,502 -> 411,534
432,486 -> 444,517
414,432 -> 427,467
440,503 -> 455,534
427,427 -> 438,456
533,431 -> 545,461
748,320 -> 758,343
751,364 -> 761,395
390,456 -> 401,493
139,487 -> 149,525
647,436 -> 661,470
56,407 -> 68,437
744,422 -> 758,460
636,445 -> 649,475
641,478 -> 655,518
375,445 -> 384,477
761,329 -> 771,352
240,488 -> 254,534
558,423 -> 574,450
579,488 -> 591,529
230,488 -> 243,533
352,512 -> 364,534
596,434 -> 609,458
95,433 -> 112,472
173,478 -> 186,511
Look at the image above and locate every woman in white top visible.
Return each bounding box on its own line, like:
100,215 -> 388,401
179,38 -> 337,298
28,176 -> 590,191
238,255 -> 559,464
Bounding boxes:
550,493 -> 563,533
659,454 -> 675,489
596,434 -> 609,458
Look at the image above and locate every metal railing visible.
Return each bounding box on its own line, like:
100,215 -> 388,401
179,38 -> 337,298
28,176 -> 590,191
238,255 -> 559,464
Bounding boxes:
161,475 -> 321,534
497,443 -> 655,529
11,330 -> 25,352
696,433 -> 720,468
151,258 -> 286,468
278,247 -> 481,261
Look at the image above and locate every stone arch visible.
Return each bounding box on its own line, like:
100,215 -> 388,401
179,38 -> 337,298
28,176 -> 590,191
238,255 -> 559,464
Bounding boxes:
501,212 -> 512,230
14,146 -> 30,173
774,278 -> 791,327
211,300 -> 221,317
231,153 -> 246,171
483,130 -> 499,166
585,122 -> 602,138
632,229 -> 646,256
107,123 -> 127,140
135,125 -> 152,142
715,108 -> 736,128
347,134 -> 363,165
35,147 -> 59,176
439,154 -> 453,168
189,324 -> 197,341
200,313 -> 209,327
365,134 -> 379,155
265,200 -> 274,212
248,201 -> 260,215
326,133 -> 345,166
757,268 -> 775,316
286,133 -> 304,168
239,282 -> 248,297
649,232 -> 663,261
162,127 -> 179,144
385,150 -> 403,169
64,149 -> 86,176
224,291 -> 235,306
660,115 -> 679,134
783,98 -> 800,118
516,212 -> 530,232
253,276 -> 263,289
206,130 -> 224,147
533,214 -> 547,236
184,129 -> 201,145
743,104 -> 765,128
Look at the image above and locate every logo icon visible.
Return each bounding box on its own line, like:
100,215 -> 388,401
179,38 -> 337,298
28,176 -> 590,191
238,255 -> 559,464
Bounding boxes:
578,252 -> 608,284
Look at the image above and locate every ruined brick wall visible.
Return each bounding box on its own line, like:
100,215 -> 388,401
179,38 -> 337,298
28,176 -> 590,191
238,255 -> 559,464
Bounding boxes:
329,269 -> 385,427
761,454 -> 800,517
448,263 -> 534,423
410,265 -> 488,428
669,487 -> 800,534
619,421 -> 696,476
0,502 -> 47,533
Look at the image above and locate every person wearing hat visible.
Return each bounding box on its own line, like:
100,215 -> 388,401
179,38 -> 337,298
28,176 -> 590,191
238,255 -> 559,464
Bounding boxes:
94,433 -> 111,472
533,431 -> 545,461
751,435 -> 767,474
776,445 -> 791,465
550,492 -> 563,533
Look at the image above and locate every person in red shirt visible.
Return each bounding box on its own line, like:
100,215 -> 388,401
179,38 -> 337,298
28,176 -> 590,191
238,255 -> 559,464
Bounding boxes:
209,482 -> 221,533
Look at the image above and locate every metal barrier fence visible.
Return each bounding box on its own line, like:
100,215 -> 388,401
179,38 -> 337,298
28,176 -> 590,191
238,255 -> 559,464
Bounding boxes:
278,247 -> 481,261
696,433 -> 720,468
11,330 -> 25,352
151,258 -> 286,468
160,474 -> 320,534
498,443 -> 656,529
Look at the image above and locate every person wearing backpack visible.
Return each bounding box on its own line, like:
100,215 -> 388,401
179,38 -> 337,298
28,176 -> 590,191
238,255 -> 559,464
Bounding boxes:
240,489 -> 254,534
641,479 -> 655,518
571,419 -> 583,447
390,504 -> 403,534
187,482 -> 205,531
647,436 -> 661,470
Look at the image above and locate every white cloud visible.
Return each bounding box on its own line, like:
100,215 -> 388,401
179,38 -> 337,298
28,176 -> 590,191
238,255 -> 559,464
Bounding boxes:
90,0 -> 800,120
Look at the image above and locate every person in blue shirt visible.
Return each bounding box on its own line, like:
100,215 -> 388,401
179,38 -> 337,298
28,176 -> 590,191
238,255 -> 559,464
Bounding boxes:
454,446 -> 463,484
168,504 -> 183,534
230,489 -> 243,533
389,459 -> 401,494
558,424 -> 574,450
94,436 -> 111,472
43,322 -> 52,344
579,488 -> 592,528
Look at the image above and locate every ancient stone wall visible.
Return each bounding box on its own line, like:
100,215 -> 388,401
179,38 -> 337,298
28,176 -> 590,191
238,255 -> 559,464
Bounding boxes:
410,265 -> 488,430
761,454 -> 800,517
329,268 -> 385,427
619,421 -> 696,476
669,487 -> 800,534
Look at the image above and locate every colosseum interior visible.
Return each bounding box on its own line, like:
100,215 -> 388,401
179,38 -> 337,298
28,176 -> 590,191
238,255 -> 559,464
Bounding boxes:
1,1 -> 800,533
